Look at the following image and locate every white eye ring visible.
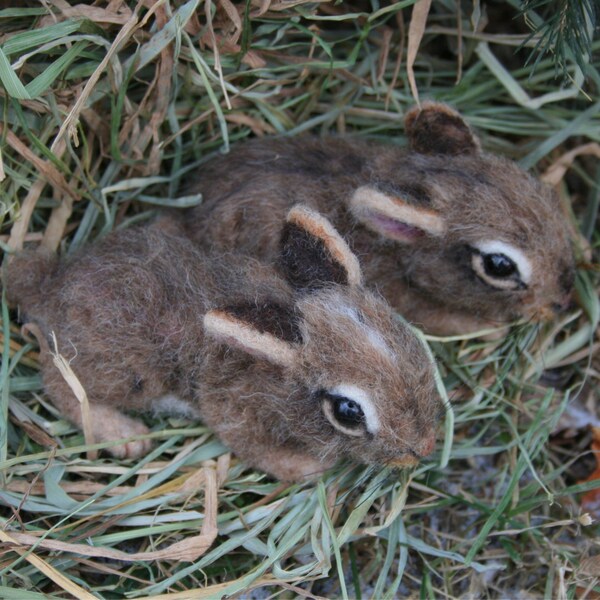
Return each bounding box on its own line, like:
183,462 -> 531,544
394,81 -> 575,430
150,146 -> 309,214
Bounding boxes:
322,384 -> 380,437
471,240 -> 532,290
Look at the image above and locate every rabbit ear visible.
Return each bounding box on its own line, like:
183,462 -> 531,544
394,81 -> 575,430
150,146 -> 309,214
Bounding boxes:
279,204 -> 363,290
204,302 -> 300,368
350,186 -> 446,243
404,102 -> 480,156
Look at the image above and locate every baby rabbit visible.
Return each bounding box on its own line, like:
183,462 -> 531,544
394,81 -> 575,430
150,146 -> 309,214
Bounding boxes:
178,102 -> 575,335
5,206 -> 444,482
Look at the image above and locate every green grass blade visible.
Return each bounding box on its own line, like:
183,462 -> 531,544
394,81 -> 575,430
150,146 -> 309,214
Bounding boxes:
0,47 -> 30,99
1,20 -> 83,56
25,41 -> 88,99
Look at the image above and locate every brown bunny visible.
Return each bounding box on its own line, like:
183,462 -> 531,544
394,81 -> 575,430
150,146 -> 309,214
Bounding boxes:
177,102 -> 575,335
5,206 -> 444,482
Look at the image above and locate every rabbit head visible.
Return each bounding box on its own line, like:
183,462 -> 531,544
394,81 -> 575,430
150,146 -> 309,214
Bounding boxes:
350,102 -> 575,326
204,205 -> 445,471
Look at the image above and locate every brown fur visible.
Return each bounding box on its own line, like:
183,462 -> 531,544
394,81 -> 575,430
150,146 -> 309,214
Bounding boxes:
4,207 -> 443,481
177,102 -> 575,334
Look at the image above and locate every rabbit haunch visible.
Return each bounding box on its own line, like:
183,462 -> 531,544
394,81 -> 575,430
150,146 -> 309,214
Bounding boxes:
178,102 -> 575,335
5,206 -> 443,482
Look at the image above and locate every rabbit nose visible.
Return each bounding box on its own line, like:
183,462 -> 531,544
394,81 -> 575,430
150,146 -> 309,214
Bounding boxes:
417,432 -> 436,457
389,455 -> 419,468
551,293 -> 574,315
559,265 -> 575,296
539,294 -> 572,320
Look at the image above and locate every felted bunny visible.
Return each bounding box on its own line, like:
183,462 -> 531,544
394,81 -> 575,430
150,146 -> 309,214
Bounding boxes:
177,102 -> 575,335
5,206 -> 444,481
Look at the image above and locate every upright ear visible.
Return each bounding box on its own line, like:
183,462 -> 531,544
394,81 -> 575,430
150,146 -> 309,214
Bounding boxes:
350,186 -> 446,244
279,205 -> 363,290
404,102 -> 480,156
204,302 -> 301,368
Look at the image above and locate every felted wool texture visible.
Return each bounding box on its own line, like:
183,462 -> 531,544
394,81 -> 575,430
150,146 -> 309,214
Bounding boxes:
203,310 -> 298,367
294,286 -> 442,465
285,205 -> 363,287
176,102 -> 575,335
4,210 -> 444,482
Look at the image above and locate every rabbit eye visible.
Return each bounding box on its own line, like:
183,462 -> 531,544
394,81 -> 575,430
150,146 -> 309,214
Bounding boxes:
332,397 -> 365,427
469,241 -> 531,291
321,392 -> 366,436
319,384 -> 380,437
483,253 -> 517,278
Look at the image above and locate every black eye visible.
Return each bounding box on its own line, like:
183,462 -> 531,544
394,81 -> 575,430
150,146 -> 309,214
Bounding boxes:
319,390 -> 367,433
332,396 -> 365,427
483,253 -> 517,278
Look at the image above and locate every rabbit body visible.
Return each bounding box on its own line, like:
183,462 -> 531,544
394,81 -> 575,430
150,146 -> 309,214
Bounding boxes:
5,208 -> 443,481
179,103 -> 575,334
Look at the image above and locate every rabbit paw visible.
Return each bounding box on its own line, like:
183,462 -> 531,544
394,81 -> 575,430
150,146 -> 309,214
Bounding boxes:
90,406 -> 153,459
259,449 -> 332,482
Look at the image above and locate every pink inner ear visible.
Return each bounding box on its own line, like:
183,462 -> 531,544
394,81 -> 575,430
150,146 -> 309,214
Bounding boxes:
368,211 -> 425,242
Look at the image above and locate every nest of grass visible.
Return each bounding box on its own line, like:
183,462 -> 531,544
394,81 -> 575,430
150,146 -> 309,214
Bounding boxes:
1,1 -> 599,598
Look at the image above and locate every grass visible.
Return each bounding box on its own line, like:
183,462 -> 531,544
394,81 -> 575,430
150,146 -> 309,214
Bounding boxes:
1,1 -> 599,598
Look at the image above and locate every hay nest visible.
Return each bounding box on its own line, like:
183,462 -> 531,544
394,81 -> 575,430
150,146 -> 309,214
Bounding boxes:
1,2 -> 599,598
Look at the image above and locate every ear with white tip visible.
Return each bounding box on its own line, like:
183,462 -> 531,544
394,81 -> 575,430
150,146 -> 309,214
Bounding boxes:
204,303 -> 300,368
350,186 -> 446,243
404,102 -> 480,156
279,204 -> 363,290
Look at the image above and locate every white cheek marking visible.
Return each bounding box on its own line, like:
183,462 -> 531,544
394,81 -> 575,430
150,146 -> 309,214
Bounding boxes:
152,395 -> 200,419
331,384 -> 381,434
334,305 -> 395,361
334,305 -> 361,323
364,327 -> 395,360
472,240 -> 532,284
